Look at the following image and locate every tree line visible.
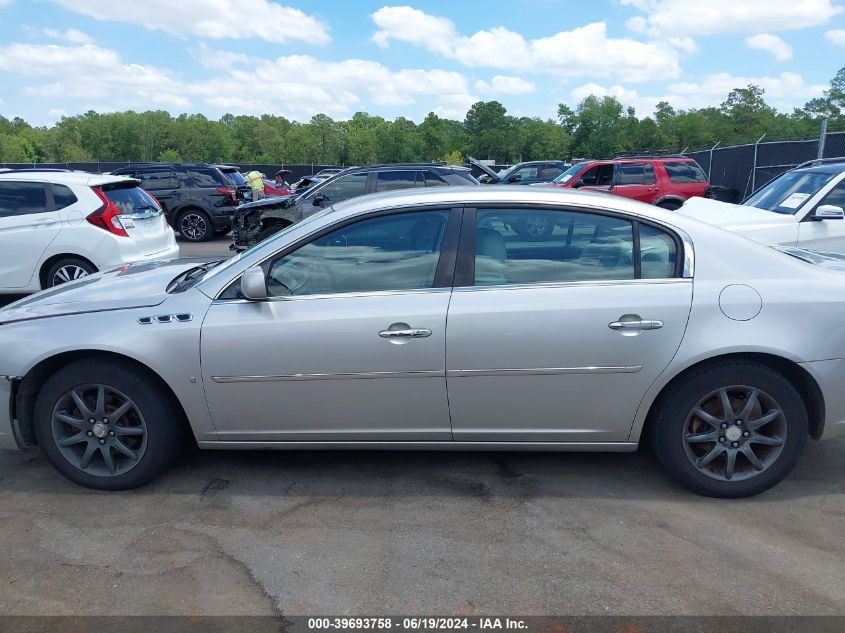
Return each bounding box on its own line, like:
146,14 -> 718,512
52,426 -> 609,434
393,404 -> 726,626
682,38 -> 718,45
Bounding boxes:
1,67 -> 843,166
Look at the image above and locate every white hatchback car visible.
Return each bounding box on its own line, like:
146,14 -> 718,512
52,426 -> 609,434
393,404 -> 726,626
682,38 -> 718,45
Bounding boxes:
0,170 -> 179,292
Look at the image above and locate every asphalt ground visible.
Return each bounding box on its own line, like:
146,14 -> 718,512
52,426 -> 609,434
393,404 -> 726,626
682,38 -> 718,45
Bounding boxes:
1,236 -> 844,615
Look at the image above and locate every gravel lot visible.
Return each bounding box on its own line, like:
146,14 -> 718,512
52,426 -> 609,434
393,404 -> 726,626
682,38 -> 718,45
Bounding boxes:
1,237 -> 844,616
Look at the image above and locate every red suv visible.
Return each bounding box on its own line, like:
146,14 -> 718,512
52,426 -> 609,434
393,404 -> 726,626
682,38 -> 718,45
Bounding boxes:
547,156 -> 710,210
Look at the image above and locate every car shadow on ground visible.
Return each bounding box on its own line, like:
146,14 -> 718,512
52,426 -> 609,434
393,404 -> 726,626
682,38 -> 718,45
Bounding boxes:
2,439 -> 842,503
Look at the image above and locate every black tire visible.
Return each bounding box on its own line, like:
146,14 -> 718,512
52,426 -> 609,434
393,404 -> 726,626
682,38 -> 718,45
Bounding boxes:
177,209 -> 213,242
258,225 -> 285,243
656,200 -> 682,211
44,258 -> 97,288
33,359 -> 185,490
649,361 -> 808,498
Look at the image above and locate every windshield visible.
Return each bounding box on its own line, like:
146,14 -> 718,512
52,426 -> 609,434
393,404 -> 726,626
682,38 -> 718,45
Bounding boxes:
552,162 -> 588,184
743,171 -> 835,214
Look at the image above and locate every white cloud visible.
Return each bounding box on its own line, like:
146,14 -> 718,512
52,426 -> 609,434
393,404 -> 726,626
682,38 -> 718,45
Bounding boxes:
43,28 -> 94,44
826,29 -> 845,45
569,72 -> 827,117
371,6 -> 680,82
188,42 -> 256,71
475,75 -> 536,95
0,41 -> 478,122
745,33 -> 793,60
622,0 -> 842,37
50,0 -> 330,45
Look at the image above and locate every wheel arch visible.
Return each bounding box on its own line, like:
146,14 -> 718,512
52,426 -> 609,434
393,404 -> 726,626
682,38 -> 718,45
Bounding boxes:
636,352 -> 825,444
13,349 -> 193,448
39,254 -> 98,290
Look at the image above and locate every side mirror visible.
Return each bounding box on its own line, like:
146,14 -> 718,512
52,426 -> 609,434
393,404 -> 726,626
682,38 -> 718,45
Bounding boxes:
312,193 -> 326,206
241,265 -> 268,301
814,204 -> 845,220
508,174 -> 522,183
572,179 -> 585,189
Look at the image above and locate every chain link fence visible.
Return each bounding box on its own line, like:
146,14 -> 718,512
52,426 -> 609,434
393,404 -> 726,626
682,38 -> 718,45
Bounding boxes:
684,131 -> 845,203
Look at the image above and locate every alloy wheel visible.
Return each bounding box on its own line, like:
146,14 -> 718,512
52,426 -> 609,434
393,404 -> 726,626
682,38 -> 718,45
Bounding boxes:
50,384 -> 148,477
53,265 -> 90,286
180,213 -> 208,241
682,385 -> 787,482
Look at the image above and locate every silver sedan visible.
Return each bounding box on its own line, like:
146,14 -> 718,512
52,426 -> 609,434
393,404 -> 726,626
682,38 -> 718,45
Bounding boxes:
1,186 -> 844,496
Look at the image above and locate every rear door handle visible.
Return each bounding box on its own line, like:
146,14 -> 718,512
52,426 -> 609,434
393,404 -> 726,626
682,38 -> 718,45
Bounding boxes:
608,319 -> 664,331
379,328 -> 432,339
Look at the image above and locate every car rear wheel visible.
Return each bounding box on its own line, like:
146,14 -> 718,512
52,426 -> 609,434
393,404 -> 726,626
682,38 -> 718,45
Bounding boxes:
650,361 -> 808,497
45,258 -> 97,288
33,359 -> 185,490
178,210 -> 213,242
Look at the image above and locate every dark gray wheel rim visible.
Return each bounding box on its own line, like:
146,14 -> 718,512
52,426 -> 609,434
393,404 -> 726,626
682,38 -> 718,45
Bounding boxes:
50,384 -> 148,477
53,264 -> 89,286
682,385 -> 786,482
180,213 -> 207,240
524,216 -> 549,237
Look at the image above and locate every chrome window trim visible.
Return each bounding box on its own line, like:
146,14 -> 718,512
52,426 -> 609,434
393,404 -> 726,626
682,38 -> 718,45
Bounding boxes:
452,277 -> 691,293
212,286 -> 453,305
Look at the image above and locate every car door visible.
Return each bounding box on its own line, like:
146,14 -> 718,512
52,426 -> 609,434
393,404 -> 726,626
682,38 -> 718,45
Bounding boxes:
200,207 -> 461,442
576,163 -> 614,192
611,163 -> 661,203
796,177 -> 845,253
447,206 -> 693,442
0,180 -> 61,289
134,169 -> 179,214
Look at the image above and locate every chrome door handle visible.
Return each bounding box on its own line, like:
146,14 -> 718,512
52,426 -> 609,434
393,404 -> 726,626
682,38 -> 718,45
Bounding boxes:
608,319 -> 664,331
379,328 -> 432,339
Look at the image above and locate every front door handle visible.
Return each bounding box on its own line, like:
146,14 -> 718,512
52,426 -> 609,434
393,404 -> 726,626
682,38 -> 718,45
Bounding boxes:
608,319 -> 664,331
379,328 -> 432,339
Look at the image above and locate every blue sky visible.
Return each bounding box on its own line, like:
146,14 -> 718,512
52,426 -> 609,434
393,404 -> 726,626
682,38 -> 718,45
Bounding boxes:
0,0 -> 843,125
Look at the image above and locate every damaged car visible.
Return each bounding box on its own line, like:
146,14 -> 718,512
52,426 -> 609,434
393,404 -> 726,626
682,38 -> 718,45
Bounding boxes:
231,162 -> 477,250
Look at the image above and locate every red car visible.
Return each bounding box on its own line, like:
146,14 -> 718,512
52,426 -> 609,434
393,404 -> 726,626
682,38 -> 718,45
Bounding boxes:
548,156 -> 710,210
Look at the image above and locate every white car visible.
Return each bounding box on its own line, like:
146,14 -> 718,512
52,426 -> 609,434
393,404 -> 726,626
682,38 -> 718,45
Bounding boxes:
680,159 -> 845,252
0,170 -> 179,293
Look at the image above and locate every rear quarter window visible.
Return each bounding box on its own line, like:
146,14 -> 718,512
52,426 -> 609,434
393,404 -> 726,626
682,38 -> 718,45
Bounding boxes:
51,183 -> 78,209
663,162 -> 708,183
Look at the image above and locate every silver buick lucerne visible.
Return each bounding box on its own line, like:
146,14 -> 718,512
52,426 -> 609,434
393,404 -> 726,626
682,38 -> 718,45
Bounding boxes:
2,187 -> 844,496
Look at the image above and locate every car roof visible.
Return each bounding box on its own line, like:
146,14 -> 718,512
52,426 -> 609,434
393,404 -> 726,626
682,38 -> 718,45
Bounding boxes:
0,170 -> 138,187
581,157 -> 696,164
331,184 -> 683,225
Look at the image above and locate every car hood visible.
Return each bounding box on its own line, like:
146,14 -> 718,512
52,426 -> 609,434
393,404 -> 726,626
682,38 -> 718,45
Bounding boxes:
679,196 -> 798,229
235,195 -> 295,215
776,247 -> 845,270
0,259 -> 212,325
467,156 -> 501,182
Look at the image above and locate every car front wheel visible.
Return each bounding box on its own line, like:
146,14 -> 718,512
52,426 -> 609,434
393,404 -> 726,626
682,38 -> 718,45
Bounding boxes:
33,359 -> 185,490
650,361 -> 808,497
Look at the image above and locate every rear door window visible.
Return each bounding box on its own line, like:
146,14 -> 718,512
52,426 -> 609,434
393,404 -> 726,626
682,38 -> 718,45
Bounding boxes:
136,170 -> 178,190
663,162 -> 707,183
375,170 -> 422,192
0,181 -> 49,217
185,168 -> 228,188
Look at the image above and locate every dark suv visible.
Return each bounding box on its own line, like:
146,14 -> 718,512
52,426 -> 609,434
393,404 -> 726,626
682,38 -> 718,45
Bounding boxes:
110,163 -> 239,241
232,163 -> 478,250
